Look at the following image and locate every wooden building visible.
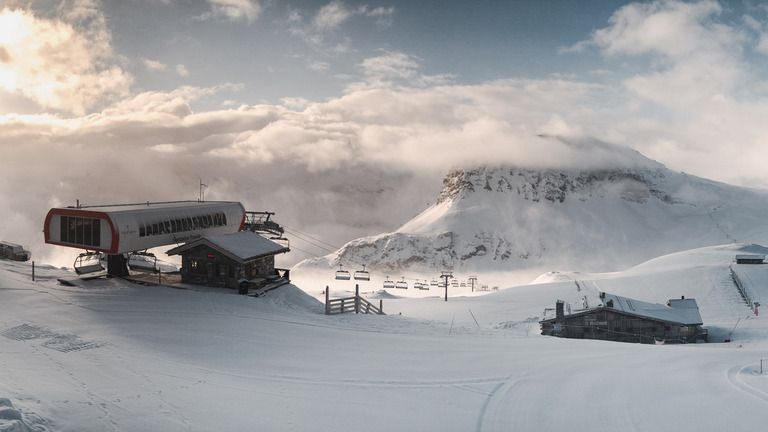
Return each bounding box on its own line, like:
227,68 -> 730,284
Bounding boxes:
540,292 -> 706,344
735,254 -> 765,264
167,231 -> 289,290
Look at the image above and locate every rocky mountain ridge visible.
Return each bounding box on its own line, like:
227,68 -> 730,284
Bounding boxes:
295,140 -> 768,277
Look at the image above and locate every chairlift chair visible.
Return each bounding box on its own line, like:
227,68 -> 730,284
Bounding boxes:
353,265 -> 371,281
414,280 -> 428,290
335,265 -> 351,280
74,251 -> 105,275
451,279 -> 459,287
270,236 -> 290,248
383,277 -> 395,289
395,277 -> 408,289
430,279 -> 439,287
127,251 -> 159,273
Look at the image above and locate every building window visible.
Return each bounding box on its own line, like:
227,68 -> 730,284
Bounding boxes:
190,259 -> 207,275
59,216 -> 101,247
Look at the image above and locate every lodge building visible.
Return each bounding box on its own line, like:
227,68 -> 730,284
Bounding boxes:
167,230 -> 290,291
540,292 -> 707,344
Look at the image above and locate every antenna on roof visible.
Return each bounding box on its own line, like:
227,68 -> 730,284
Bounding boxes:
199,178 -> 207,202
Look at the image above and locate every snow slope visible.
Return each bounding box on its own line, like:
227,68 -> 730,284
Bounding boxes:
296,137 -> 768,282
3,242 -> 768,431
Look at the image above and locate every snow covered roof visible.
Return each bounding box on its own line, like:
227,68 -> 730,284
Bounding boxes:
166,231 -> 289,262
542,292 -> 703,326
736,254 -> 765,261
598,293 -> 703,325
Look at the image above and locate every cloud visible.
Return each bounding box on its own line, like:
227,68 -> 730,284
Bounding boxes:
565,0 -> 768,188
0,71 -> 613,267
144,59 -> 167,71
176,64 -> 190,76
350,50 -> 455,91
313,1 -> 352,31
6,0 -> 768,269
359,5 -> 394,27
0,4 -> 132,115
201,0 -> 263,23
287,1 -> 395,59
589,0 -> 749,105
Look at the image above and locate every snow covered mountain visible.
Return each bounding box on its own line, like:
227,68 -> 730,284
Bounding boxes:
296,136 -> 768,276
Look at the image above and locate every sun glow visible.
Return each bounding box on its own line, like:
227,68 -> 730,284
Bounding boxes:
0,9 -> 29,45
0,9 -> 32,91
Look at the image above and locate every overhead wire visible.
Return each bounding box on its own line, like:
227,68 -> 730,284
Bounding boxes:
279,223 -> 469,284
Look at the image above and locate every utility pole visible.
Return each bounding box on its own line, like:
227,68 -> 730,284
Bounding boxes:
469,275 -> 477,293
199,178 -> 207,202
441,271 -> 453,301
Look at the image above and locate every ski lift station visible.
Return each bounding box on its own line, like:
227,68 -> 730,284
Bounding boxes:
43,201 -> 291,290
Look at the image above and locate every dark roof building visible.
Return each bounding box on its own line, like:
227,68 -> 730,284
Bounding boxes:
735,254 -> 765,264
167,231 -> 290,291
540,292 -> 706,344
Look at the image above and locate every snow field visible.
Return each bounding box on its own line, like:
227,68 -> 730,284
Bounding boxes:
2,243 -> 768,431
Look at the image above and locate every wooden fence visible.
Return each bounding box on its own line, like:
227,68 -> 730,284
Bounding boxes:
325,284 -> 385,316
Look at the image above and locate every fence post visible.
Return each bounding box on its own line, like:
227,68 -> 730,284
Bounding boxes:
32,261 -> 35,282
355,284 -> 360,314
380,299 -> 383,315
325,286 -> 330,315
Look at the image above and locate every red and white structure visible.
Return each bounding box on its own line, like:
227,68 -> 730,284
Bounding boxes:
44,201 -> 246,255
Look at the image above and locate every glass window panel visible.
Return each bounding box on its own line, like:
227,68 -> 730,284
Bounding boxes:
60,216 -> 68,243
84,218 -> 92,245
75,218 -> 84,245
93,219 -> 100,246
68,217 -> 77,244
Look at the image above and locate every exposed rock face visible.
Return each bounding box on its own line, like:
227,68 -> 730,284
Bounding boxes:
297,141 -> 768,275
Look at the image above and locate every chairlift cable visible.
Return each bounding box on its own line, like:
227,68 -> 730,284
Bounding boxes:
282,225 -> 342,250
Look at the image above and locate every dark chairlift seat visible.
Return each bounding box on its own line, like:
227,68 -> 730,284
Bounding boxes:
127,251 -> 158,273
74,251 -> 105,275
335,265 -> 351,280
353,265 -> 370,281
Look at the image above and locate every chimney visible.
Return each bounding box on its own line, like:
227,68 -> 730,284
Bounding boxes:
556,300 -> 565,320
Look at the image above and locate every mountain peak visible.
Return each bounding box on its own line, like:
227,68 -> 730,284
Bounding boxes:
296,141 -> 768,277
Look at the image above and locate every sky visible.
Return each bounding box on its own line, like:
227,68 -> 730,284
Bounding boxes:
3,0 -> 768,266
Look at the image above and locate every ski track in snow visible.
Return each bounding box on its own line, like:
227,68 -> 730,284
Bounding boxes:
474,375 -> 520,432
726,363 -> 768,405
